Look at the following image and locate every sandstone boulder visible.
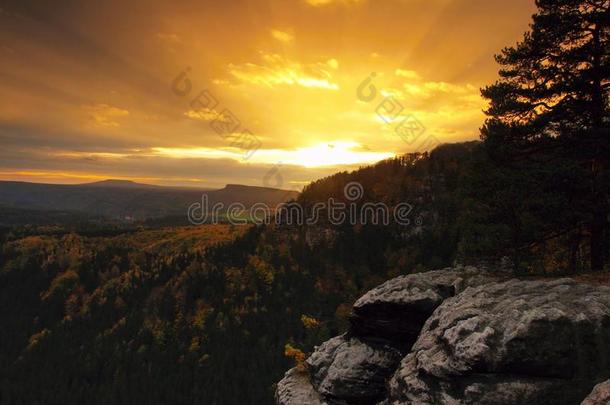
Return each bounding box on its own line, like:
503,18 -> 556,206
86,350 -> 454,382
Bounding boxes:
276,367 -> 328,405
385,278 -> 610,405
306,334 -> 403,404
275,268 -> 610,405
350,267 -> 497,348
581,379 -> 610,405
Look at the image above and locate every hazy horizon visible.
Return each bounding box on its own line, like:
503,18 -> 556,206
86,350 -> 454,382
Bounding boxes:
0,0 -> 535,189
0,176 -> 304,190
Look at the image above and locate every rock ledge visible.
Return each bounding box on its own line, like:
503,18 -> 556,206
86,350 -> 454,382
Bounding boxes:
275,268 -> 610,405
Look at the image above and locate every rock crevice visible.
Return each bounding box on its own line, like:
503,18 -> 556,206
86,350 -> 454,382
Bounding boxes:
275,268 -> 610,405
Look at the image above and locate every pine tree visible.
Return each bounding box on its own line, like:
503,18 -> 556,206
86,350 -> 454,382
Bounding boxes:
481,0 -> 610,271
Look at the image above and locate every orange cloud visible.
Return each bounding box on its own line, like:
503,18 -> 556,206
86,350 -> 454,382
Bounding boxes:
82,104 -> 129,127
0,0 -> 537,187
184,109 -> 219,121
156,32 -> 182,44
152,141 -> 392,168
271,29 -> 294,43
305,0 -> 362,6
227,53 -> 339,90
395,69 -> 420,80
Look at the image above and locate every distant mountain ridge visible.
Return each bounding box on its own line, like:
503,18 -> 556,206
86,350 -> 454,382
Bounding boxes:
0,180 -> 299,223
80,179 -> 218,191
80,179 -> 165,189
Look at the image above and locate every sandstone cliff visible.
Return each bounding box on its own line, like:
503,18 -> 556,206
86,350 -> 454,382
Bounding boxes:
275,267 -> 610,405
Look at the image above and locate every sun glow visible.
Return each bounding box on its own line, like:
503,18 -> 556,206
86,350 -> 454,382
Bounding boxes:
289,142 -> 392,167
152,141 -> 393,168
0,0 -> 537,187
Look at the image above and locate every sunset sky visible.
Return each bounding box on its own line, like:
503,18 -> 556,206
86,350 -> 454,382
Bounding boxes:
0,0 -> 536,189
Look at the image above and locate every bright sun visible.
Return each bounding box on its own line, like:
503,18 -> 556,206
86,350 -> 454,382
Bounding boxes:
152,141 -> 393,168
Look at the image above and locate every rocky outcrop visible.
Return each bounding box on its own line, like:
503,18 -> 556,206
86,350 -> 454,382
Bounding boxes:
276,368 -> 328,405
350,267 -> 498,348
306,334 -> 403,404
384,278 -> 610,404
275,269 -> 610,405
581,380 -> 610,405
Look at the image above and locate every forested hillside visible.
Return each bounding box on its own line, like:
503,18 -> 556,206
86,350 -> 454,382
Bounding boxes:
1,135 -> 608,404
3,139 -> 605,404
0,144 -> 461,404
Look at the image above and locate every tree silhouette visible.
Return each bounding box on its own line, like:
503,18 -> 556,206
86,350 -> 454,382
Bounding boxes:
482,0 -> 610,270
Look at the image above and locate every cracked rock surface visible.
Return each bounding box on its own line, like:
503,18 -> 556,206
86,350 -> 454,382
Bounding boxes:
384,279 -> 610,405
275,268 -> 610,405
276,368 -> 328,405
306,334 -> 403,404
350,267 -> 498,348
